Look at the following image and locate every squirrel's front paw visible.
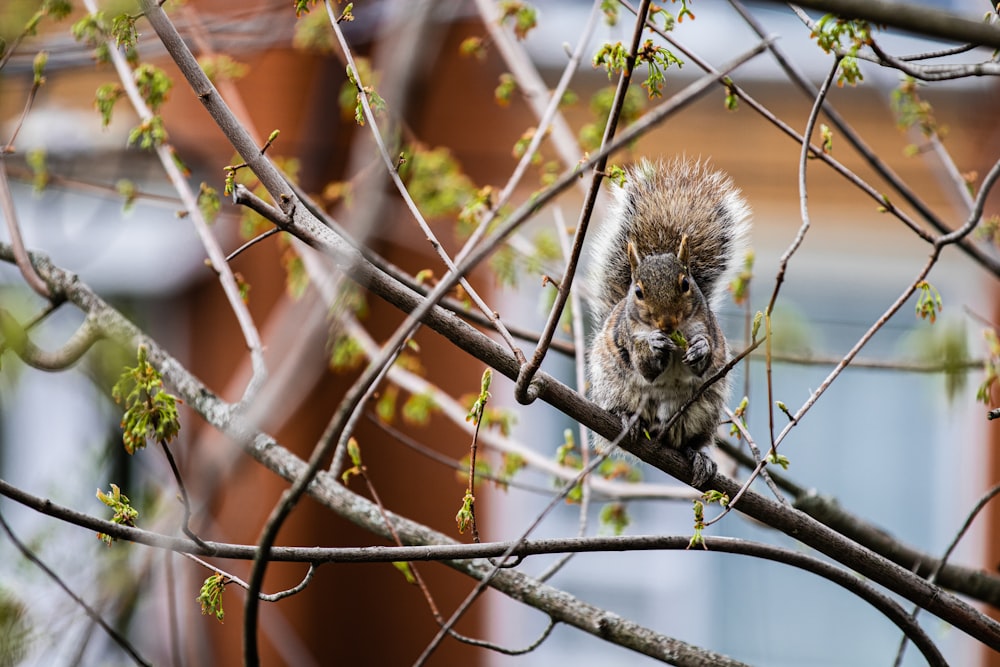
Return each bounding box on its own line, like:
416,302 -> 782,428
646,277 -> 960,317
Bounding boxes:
683,333 -> 711,375
637,330 -> 674,381
646,329 -> 671,355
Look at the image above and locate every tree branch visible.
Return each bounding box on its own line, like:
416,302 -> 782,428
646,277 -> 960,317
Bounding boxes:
0,309 -> 99,371
769,0 -> 1000,48
0,472 -> 744,665
718,440 -> 1000,607
23,1 -> 1000,654
513,0 -> 653,405
81,0 -> 267,403
0,478 -> 945,665
0,511 -> 151,667
0,156 -> 50,298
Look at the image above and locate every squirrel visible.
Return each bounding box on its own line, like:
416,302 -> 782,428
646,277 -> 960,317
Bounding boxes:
585,158 -> 751,485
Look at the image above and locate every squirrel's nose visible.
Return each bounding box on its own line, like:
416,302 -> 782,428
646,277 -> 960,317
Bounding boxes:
655,316 -> 678,331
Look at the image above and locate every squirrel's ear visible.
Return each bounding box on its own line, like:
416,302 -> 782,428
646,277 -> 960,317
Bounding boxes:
677,234 -> 690,266
627,242 -> 641,273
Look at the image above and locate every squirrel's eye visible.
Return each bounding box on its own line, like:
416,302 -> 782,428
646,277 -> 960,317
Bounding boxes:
678,275 -> 690,293
633,283 -> 644,300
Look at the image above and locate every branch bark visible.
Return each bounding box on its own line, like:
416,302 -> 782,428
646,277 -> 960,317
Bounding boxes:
766,0 -> 1000,48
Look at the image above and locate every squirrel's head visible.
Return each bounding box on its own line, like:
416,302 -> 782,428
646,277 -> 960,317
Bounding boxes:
626,237 -> 700,332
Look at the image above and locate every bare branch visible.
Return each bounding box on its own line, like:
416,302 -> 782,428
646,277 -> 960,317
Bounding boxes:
863,42 -> 1000,80
325,0 -> 525,363
182,553 -> 318,603
157,438 -> 210,551
0,512 -> 152,667
14,2 -> 1000,658
0,479 -> 945,665
770,0 -> 1000,48
0,308 -> 99,371
0,157 -> 50,298
5,225 -> 1000,653
0,474 -> 745,666
894,481 -> 1000,666
84,0 -> 268,403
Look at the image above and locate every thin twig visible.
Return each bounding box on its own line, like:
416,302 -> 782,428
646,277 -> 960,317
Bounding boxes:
347,449 -> 530,656
893,481 -> 1000,666
763,55 -> 840,447
413,424 -> 625,665
862,42 -> 1000,81
349,455 -> 447,616
2,32 -> 50,154
893,484 -> 1000,667
156,438 -> 210,550
0,511 -> 152,667
4,163 -> 182,209
182,552 -> 317,602
0,157 -> 50,297
451,618 -> 558,656
326,0 -> 525,364
513,0 -> 654,406
465,402 -> 485,543
773,155 -> 1000,448
82,0 -> 267,404
744,349 -> 984,373
897,43 -> 978,61
224,226 -> 281,263
718,406 -> 787,509
937,155 -> 1000,244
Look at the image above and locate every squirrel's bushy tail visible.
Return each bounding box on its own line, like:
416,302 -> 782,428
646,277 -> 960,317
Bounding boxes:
585,157 -> 751,322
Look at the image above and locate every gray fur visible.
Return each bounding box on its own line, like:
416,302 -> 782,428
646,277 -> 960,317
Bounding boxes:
584,158 -> 751,483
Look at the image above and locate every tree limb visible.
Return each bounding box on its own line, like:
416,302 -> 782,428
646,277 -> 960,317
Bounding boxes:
770,0 -> 1000,48
0,512 -> 151,667
0,479 -> 945,665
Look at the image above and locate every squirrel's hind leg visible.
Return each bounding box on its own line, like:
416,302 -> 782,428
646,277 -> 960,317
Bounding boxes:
683,445 -> 718,487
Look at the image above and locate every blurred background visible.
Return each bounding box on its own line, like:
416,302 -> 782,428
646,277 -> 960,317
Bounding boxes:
1,0 -> 1000,665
